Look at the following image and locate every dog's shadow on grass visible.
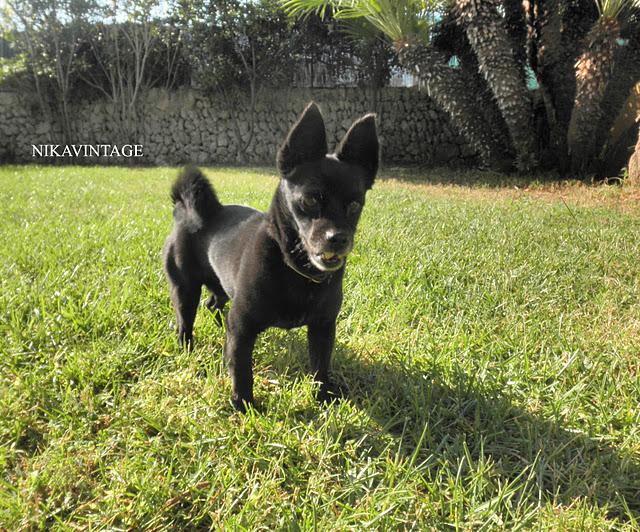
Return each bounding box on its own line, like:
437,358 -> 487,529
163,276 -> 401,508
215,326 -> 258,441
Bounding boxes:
270,334 -> 640,522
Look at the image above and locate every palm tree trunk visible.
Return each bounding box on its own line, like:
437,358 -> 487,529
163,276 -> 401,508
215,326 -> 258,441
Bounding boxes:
567,17 -> 620,174
536,0 -> 598,172
454,0 -> 537,171
459,56 -> 515,162
503,0 -> 528,70
594,34 -> 640,159
398,43 -> 511,169
431,13 -> 514,160
628,124 -> 640,183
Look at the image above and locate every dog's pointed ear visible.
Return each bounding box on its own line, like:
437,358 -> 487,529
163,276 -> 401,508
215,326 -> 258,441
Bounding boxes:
336,114 -> 379,189
277,102 -> 328,175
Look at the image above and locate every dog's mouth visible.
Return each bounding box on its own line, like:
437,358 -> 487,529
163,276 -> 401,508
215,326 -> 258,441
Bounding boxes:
311,250 -> 346,271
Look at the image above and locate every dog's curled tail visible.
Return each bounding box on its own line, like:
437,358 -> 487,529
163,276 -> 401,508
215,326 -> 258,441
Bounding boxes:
170,166 -> 222,232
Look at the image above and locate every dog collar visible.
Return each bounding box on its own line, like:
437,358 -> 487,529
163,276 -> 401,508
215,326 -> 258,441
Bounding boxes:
285,259 -> 333,284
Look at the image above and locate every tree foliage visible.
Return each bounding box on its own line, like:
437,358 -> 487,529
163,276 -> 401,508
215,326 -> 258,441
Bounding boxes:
2,0 -> 394,156
4,0 -> 99,142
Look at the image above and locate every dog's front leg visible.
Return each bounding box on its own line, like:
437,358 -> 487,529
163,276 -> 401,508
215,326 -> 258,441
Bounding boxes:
224,311 -> 257,412
308,319 -> 336,402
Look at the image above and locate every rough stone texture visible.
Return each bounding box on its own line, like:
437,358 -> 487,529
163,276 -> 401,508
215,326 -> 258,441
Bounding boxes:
0,87 -> 478,166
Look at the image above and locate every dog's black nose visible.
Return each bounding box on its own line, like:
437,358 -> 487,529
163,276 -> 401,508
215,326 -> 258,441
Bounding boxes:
326,231 -> 349,247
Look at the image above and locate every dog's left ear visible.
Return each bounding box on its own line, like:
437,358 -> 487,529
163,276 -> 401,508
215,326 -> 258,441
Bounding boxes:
277,102 -> 328,175
336,114 -> 379,189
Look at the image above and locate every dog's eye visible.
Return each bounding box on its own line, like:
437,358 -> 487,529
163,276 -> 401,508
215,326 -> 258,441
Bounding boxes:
347,201 -> 362,215
301,196 -> 319,211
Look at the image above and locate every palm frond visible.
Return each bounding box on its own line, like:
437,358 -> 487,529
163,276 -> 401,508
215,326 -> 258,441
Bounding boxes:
281,0 -> 336,19
594,0 -> 640,19
281,0 -> 437,44
339,18 -> 383,42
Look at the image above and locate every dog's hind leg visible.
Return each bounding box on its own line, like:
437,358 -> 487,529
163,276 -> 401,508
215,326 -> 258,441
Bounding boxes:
204,275 -> 229,326
169,281 -> 201,350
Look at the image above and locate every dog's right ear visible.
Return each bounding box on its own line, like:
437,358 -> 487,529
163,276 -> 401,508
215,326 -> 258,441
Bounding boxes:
335,114 -> 379,190
277,102 -> 328,175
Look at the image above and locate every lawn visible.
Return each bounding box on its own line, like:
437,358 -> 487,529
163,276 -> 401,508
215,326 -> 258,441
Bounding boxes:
1,165 -> 639,529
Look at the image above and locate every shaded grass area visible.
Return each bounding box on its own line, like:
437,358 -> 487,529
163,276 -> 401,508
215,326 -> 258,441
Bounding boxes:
0,165 -> 639,529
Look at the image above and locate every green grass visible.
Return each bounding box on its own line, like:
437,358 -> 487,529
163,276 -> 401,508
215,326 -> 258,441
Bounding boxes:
1,165 -> 639,529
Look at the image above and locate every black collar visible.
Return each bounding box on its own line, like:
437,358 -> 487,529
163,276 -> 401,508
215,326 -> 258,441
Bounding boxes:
284,257 -> 333,284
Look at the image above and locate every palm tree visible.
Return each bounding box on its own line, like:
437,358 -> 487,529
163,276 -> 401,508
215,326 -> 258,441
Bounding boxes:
452,0 -> 537,170
535,0 -> 599,169
398,42 -> 511,167
629,123 -> 640,182
283,0 -> 536,169
282,0 -> 640,177
431,11 -> 515,160
503,0 -> 528,69
594,33 -> 640,158
566,0 -> 638,173
283,0 -> 512,168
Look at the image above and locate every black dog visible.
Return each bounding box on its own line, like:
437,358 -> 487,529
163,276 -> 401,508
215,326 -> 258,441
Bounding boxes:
163,102 -> 379,411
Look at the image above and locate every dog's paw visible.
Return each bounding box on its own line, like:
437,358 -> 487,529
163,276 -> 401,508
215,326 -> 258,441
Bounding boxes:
178,332 -> 194,351
231,395 -> 255,414
317,381 -> 340,405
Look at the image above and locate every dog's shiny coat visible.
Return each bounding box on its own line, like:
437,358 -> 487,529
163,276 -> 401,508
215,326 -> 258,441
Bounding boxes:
164,102 -> 379,411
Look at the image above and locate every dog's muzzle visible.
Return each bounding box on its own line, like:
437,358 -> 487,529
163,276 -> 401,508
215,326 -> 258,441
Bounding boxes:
315,250 -> 346,270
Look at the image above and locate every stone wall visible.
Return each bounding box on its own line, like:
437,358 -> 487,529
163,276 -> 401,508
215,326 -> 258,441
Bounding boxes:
0,87 -> 477,166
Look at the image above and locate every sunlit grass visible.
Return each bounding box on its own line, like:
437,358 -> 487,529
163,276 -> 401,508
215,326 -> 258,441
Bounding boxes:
0,165 -> 639,529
